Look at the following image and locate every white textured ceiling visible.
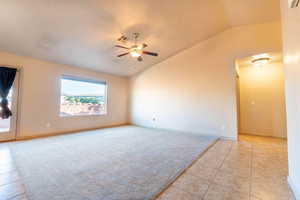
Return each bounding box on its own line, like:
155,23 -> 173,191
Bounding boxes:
0,0 -> 281,76
222,0 -> 281,27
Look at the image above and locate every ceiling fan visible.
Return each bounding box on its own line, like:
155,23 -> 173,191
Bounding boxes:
115,33 -> 158,62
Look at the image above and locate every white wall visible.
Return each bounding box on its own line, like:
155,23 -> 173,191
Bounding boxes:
281,0 -> 300,198
0,51 -> 129,138
130,22 -> 282,140
238,62 -> 287,138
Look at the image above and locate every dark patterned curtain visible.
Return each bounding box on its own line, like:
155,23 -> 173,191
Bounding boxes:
0,67 -> 17,119
291,0 -> 300,8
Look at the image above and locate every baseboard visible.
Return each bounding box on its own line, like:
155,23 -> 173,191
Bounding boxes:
239,132 -> 287,139
132,124 -> 229,140
15,123 -> 130,141
288,176 -> 300,200
220,135 -> 238,141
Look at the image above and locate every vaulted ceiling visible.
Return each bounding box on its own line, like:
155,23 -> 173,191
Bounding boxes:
0,0 -> 281,76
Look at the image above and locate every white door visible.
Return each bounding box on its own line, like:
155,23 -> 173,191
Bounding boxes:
0,72 -> 19,141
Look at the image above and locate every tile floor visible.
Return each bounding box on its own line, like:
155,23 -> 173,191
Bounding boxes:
0,134 -> 296,200
157,134 -> 296,200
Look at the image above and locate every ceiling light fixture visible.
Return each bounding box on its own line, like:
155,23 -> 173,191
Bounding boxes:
251,54 -> 271,66
252,57 -> 270,65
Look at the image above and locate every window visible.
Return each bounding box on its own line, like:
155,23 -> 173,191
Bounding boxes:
60,76 -> 107,116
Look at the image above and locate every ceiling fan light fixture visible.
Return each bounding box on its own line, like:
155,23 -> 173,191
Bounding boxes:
115,33 -> 158,61
130,48 -> 142,58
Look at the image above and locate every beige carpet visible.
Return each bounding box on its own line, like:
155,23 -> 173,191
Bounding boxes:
9,126 -> 217,200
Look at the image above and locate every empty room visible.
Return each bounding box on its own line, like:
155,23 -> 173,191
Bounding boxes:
0,0 -> 300,200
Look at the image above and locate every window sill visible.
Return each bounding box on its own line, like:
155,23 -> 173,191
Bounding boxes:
60,113 -> 107,118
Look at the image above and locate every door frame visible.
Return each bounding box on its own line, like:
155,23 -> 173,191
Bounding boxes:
0,69 -> 20,142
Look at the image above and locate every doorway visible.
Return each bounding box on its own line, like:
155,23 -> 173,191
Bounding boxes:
236,53 -> 287,138
0,70 -> 19,141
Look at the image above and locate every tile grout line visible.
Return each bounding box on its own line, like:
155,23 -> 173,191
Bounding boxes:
249,142 -> 254,200
163,140 -> 226,200
154,139 -> 220,200
201,141 -> 234,200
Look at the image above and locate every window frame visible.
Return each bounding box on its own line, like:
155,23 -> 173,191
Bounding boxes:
59,75 -> 108,117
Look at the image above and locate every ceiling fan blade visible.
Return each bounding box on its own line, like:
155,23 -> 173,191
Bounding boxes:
115,45 -> 130,49
137,56 -> 143,62
117,52 -> 129,57
142,43 -> 148,48
137,43 -> 148,50
143,51 -> 158,56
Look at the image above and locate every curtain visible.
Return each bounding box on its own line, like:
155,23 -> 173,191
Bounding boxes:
291,0 -> 300,8
0,67 -> 17,119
